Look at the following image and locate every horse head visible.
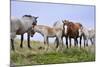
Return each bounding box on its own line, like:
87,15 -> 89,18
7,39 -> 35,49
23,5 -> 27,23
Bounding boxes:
32,16 -> 38,25
22,15 -> 38,26
62,20 -> 69,25
62,20 -> 70,35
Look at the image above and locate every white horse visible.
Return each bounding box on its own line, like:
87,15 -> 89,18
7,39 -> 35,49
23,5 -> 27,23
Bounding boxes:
53,21 -> 64,45
32,25 -> 63,49
79,27 -> 95,47
88,28 -> 95,45
10,15 -> 38,50
53,21 -> 63,29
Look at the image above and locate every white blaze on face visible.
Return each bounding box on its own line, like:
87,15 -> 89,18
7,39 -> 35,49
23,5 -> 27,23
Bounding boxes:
64,25 -> 67,34
78,29 -> 82,36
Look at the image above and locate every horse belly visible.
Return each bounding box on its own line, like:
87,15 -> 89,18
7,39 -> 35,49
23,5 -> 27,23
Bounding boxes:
16,29 -> 25,35
47,33 -> 56,37
68,32 -> 78,38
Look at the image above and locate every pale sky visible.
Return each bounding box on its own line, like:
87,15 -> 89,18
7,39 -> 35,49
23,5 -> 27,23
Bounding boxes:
11,0 -> 95,43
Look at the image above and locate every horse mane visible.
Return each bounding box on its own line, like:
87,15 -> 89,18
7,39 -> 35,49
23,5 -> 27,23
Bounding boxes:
53,21 -> 61,26
23,15 -> 32,17
53,21 -> 58,26
76,23 -> 83,28
67,22 -> 74,27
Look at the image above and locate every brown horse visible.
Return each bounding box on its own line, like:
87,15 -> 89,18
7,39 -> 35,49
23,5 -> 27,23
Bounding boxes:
62,20 -> 83,48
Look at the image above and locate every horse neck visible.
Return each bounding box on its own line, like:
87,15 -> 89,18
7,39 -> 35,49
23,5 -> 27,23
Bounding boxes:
34,25 -> 45,35
82,27 -> 89,36
53,21 -> 63,29
34,25 -> 56,36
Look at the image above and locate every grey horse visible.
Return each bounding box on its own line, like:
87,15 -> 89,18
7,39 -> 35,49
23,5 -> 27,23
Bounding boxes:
79,27 -> 95,47
10,15 -> 38,50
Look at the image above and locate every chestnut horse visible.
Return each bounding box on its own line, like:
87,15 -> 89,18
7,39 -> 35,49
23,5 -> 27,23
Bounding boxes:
62,20 -> 83,48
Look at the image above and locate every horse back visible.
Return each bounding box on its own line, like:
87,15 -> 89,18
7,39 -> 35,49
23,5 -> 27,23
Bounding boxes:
47,27 -> 62,35
11,17 -> 24,34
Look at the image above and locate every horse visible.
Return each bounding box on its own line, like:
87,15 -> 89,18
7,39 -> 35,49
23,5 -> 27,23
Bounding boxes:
53,21 -> 64,45
32,25 -> 63,49
79,27 -> 95,47
62,20 -> 83,48
10,15 -> 38,50
88,28 -> 95,45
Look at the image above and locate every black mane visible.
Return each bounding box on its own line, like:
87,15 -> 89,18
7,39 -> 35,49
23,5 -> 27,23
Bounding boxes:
23,15 -> 32,17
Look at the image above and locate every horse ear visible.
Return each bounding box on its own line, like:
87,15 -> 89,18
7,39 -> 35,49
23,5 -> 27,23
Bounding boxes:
65,20 -> 68,22
35,17 -> 38,19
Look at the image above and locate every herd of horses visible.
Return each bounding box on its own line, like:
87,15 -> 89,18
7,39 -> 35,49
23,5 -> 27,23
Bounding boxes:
10,15 -> 95,51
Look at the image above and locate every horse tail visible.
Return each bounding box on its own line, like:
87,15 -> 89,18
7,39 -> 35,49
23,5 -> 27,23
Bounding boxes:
78,23 -> 83,28
78,23 -> 83,30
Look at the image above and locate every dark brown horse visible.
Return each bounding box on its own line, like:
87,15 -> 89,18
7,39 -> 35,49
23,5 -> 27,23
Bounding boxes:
62,20 -> 83,48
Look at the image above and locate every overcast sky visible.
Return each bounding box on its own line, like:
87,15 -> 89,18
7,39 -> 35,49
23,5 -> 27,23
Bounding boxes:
11,1 -> 95,43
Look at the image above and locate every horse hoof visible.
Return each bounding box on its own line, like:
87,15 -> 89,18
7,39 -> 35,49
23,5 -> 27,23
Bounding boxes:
20,45 -> 23,48
29,47 -> 32,49
66,46 -> 68,48
86,45 -> 88,46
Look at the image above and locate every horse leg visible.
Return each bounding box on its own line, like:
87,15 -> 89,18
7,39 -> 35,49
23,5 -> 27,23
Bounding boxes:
84,39 -> 86,48
76,38 -> 78,47
93,38 -> 95,45
20,34 -> 23,48
47,37 -> 49,45
11,32 -> 16,50
83,36 -> 86,48
54,38 -> 57,46
56,35 -> 64,51
56,37 -> 59,48
44,36 -> 49,50
69,38 -> 71,48
44,36 -> 47,44
86,39 -> 88,46
74,38 -> 76,47
61,36 -> 63,48
65,37 -> 68,48
58,36 -> 63,51
74,37 -> 78,47
47,37 -> 50,49
11,39 -> 15,51
27,33 -> 31,49
90,38 -> 93,45
80,36 -> 82,48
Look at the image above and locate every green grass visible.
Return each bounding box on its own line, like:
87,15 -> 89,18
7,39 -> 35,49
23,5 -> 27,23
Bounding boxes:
11,39 -> 95,66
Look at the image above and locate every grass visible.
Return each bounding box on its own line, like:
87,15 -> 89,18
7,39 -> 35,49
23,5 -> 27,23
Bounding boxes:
10,39 -> 95,66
